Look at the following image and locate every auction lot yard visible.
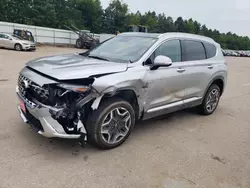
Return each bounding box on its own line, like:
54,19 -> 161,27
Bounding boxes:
0,47 -> 250,188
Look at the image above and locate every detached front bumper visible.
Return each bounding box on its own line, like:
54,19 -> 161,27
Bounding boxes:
16,86 -> 84,140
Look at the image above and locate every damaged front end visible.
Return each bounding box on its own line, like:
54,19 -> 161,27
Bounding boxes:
16,73 -> 100,141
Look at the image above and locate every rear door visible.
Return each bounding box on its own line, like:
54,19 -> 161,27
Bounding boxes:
180,40 -> 217,106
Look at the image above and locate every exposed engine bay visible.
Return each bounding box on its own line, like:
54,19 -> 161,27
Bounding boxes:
18,74 -> 100,139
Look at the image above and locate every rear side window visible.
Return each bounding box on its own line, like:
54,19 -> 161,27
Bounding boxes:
181,40 -> 206,61
155,40 -> 181,62
203,42 -> 217,58
0,34 -> 4,38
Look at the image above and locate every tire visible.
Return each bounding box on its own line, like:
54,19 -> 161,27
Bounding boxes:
76,39 -> 82,48
86,98 -> 135,149
15,44 -> 22,51
199,84 -> 221,115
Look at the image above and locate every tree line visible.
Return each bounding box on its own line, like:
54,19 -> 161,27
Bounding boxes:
1,0 -> 250,50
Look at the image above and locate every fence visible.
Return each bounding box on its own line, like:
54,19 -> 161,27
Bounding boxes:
0,21 -> 114,45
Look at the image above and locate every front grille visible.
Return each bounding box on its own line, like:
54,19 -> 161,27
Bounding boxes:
18,75 -> 31,97
18,74 -> 50,105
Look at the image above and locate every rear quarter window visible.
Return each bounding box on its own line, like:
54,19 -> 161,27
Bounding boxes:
203,42 -> 217,58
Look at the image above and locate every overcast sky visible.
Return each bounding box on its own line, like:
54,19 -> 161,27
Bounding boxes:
100,0 -> 250,37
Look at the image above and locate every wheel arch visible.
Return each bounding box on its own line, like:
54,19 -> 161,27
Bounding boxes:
101,89 -> 141,121
14,43 -> 22,49
203,76 -> 225,99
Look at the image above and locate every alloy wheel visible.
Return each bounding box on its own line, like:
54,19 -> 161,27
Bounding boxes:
206,88 -> 220,113
16,44 -> 21,51
101,107 -> 131,144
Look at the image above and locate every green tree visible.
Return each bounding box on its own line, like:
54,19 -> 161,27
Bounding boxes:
102,0 -> 129,33
53,0 -> 81,29
0,0 -> 8,21
174,17 -> 185,32
4,0 -> 33,24
29,0 -> 57,27
200,24 -> 208,36
166,16 -> 176,32
127,11 -> 141,25
193,21 -> 201,34
73,0 -> 103,32
185,18 -> 195,34
140,11 -> 158,32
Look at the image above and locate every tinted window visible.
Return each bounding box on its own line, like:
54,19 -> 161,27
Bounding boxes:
181,40 -> 206,61
203,42 -> 217,58
0,34 -> 4,38
155,40 -> 181,62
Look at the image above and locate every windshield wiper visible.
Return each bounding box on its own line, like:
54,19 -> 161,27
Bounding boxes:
88,55 -> 109,61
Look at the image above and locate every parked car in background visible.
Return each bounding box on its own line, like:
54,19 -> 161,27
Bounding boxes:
223,49 -> 250,57
17,32 -> 227,149
13,29 -> 35,42
0,33 -> 36,51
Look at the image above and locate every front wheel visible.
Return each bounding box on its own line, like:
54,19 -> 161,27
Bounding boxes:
199,84 -> 221,115
86,98 -> 135,149
15,44 -> 22,51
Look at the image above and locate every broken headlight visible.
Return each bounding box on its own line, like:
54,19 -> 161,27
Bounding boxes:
58,84 -> 91,94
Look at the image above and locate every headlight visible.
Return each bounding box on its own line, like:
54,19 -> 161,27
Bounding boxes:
58,84 -> 90,93
22,43 -> 30,45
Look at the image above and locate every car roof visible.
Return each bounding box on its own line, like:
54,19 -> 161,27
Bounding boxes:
119,32 -> 162,38
160,32 -> 215,43
120,32 -> 216,44
0,33 -> 9,35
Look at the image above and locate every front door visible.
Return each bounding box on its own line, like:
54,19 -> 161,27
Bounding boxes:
143,39 -> 187,119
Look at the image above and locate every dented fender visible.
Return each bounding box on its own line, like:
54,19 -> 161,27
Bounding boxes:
91,69 -> 148,116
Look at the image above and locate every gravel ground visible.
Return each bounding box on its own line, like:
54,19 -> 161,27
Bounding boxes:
0,46 -> 250,188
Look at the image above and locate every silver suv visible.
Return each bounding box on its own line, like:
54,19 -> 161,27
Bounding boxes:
17,32 -> 227,149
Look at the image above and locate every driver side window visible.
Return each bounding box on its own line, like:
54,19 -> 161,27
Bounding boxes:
145,39 -> 181,65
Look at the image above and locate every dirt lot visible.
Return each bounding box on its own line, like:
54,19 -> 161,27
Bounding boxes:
0,46 -> 250,188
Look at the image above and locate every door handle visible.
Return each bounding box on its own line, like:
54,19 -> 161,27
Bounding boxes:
207,65 -> 214,69
177,68 -> 186,73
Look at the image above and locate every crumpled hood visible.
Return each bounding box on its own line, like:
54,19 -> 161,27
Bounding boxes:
26,53 -> 128,80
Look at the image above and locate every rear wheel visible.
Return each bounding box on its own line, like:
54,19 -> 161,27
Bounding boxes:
15,44 -> 22,51
76,38 -> 82,48
86,98 -> 135,149
199,84 -> 221,115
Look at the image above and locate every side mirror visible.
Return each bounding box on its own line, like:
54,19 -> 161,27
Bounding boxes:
9,38 -> 12,40
150,55 -> 172,70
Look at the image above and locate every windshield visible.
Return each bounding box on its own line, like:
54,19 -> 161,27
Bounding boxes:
12,35 -> 23,40
88,36 -> 156,63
